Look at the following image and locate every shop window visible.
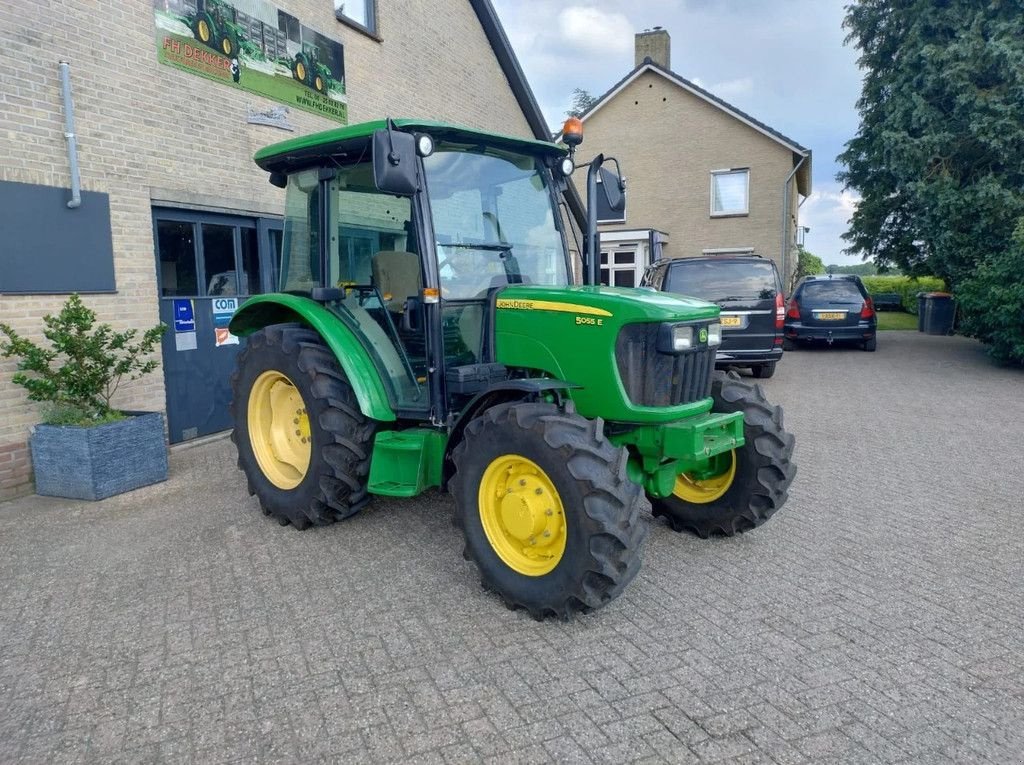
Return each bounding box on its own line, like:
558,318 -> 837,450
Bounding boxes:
334,0 -> 376,35
158,221 -> 199,297
711,169 -> 749,216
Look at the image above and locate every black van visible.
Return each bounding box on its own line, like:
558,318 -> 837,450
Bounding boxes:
641,255 -> 786,378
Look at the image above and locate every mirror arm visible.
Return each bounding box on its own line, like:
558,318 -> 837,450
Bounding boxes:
385,117 -> 401,166
585,154 -> 605,286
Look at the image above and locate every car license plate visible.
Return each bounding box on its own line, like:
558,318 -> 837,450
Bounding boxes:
816,311 -> 846,320
720,315 -> 742,328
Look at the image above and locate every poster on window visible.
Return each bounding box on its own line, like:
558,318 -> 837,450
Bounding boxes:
154,0 -> 347,123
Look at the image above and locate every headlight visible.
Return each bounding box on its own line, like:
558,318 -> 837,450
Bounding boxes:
671,325 -> 694,351
706,322 -> 722,347
559,157 -> 575,177
657,323 -> 694,353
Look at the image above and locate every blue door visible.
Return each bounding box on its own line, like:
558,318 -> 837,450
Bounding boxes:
154,210 -> 282,443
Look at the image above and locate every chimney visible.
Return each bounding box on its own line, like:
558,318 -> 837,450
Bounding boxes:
635,27 -> 670,69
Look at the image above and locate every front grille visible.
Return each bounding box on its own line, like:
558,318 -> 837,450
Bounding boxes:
615,323 -> 715,407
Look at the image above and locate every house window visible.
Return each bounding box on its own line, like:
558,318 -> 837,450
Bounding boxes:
711,169 -> 749,216
335,0 -> 376,35
600,249 -> 639,288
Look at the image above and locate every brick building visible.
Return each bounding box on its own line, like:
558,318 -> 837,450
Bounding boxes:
573,28 -> 812,290
0,0 -> 554,500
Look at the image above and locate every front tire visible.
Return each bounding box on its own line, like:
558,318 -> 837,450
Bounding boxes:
230,324 -> 375,529
651,372 -> 796,538
451,403 -> 647,619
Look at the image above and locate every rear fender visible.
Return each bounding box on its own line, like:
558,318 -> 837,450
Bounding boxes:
229,294 -> 396,422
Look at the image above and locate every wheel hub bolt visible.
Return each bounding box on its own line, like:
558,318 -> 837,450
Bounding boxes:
519,479 -> 526,487
542,530 -> 551,538
534,488 -> 542,495
545,509 -> 553,516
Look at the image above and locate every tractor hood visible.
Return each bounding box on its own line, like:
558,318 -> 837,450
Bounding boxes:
495,284 -> 720,324
493,285 -> 721,424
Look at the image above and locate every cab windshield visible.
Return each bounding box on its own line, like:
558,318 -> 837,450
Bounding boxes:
424,145 -> 569,300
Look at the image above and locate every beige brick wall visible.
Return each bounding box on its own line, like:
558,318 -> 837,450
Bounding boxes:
577,69 -> 802,281
0,0 -> 533,499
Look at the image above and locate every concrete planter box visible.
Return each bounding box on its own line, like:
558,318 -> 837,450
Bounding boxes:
30,411 -> 169,500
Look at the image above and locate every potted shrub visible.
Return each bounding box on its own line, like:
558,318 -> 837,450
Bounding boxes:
0,295 -> 168,500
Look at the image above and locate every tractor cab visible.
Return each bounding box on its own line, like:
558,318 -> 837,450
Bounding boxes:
251,120 -> 582,424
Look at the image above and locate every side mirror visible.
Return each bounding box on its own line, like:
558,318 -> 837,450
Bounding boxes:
599,167 -> 625,214
373,127 -> 418,196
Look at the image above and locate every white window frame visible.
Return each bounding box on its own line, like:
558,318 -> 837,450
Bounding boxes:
710,168 -> 750,217
335,0 -> 377,36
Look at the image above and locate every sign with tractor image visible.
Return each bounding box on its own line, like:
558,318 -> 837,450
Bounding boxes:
154,0 -> 347,123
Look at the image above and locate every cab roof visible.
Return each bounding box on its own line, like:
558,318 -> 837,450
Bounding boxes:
254,119 -> 567,173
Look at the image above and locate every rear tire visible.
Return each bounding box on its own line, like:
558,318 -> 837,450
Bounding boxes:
752,361 -> 776,379
451,403 -> 647,619
863,337 -> 877,352
230,324 -> 375,529
782,338 -> 796,351
651,372 -> 796,538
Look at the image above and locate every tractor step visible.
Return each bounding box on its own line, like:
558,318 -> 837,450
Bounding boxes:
367,428 -> 447,497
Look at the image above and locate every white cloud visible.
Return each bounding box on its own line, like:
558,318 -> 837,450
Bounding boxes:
799,186 -> 862,265
557,6 -> 633,56
708,77 -> 754,98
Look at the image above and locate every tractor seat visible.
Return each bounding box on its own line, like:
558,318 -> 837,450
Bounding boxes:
371,251 -> 421,312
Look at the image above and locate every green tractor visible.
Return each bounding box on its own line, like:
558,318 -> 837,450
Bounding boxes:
291,43 -> 331,94
188,0 -> 242,59
228,118 -> 796,618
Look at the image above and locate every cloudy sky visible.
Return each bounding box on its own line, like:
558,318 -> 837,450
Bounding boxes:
490,0 -> 865,265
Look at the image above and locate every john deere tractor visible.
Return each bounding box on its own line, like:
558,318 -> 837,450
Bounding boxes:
228,118 -> 796,618
188,0 -> 242,59
291,43 -> 331,94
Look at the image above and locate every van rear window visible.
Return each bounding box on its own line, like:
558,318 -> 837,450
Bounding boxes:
664,260 -> 778,301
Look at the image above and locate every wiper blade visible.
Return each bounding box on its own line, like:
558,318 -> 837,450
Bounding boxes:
441,242 -> 511,252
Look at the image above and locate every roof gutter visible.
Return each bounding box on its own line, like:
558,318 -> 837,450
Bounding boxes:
780,153 -> 808,289
468,0 -> 586,228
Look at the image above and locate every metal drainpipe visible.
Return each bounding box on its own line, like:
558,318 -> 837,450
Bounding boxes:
780,154 -> 807,286
58,61 -> 81,209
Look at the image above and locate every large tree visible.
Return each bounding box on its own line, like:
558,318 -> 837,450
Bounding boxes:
838,1 -> 1024,361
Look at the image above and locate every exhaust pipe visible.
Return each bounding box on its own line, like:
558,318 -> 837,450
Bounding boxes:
58,61 -> 81,209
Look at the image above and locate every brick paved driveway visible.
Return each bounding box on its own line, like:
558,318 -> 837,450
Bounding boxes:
2,331 -> 1023,763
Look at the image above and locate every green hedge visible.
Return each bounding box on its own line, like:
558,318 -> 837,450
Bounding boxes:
861,275 -> 946,314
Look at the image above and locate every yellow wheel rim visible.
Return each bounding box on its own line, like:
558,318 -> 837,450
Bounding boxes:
247,370 -> 311,490
478,455 -> 566,576
672,450 -> 737,504
296,62 -> 306,81
222,38 -> 233,55
197,19 -> 210,42
315,75 -> 323,91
